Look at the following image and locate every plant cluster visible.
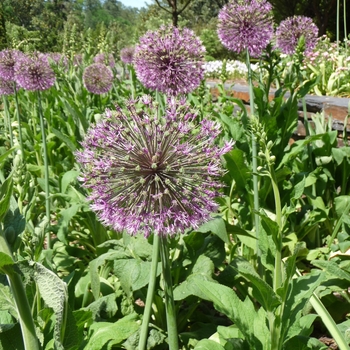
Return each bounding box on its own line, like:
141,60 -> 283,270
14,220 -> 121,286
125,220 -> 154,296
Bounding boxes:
0,3 -> 349,350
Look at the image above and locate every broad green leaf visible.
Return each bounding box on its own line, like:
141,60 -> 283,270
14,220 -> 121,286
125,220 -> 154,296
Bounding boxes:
33,262 -> 68,350
230,257 -> 280,311
311,260 -> 350,281
57,204 -> 82,244
0,252 -> 13,269
113,259 -> 161,294
196,217 -> 229,244
85,293 -> 118,320
0,323 -> 24,350
0,285 -> 16,318
181,277 -> 270,349
0,147 -> 17,166
0,175 -> 13,221
60,170 -> 80,194
84,313 -> 139,349
174,255 -> 215,300
194,339 -> 225,350
51,128 -> 77,152
281,270 -> 325,343
89,250 -> 132,299
224,148 -> 251,190
334,196 -> 350,219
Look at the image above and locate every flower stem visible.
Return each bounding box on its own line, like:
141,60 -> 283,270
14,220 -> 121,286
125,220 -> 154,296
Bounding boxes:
246,49 -> 261,273
13,83 -> 25,160
159,235 -> 178,350
37,91 -> 51,249
0,230 -> 40,350
2,96 -> 14,149
139,234 -> 160,350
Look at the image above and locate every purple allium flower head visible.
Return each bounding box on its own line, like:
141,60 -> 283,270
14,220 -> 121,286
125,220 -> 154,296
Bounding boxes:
14,52 -> 56,91
93,53 -> 115,68
76,96 -> 234,237
120,46 -> 135,64
217,0 -> 274,57
83,63 -> 114,94
0,49 -> 25,81
47,52 -> 69,69
275,16 -> 319,55
0,76 -> 14,95
134,25 -> 206,95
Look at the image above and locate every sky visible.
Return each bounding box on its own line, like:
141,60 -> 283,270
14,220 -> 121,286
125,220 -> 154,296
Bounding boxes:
119,0 -> 150,9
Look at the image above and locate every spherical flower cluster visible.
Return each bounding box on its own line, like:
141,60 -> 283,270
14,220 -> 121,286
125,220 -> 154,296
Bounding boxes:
83,63 -> 114,94
120,46 -> 135,64
275,16 -> 319,55
134,25 -> 205,95
0,76 -> 14,95
217,0 -> 274,57
93,53 -> 115,68
76,96 -> 234,237
14,52 -> 56,91
0,49 -> 24,81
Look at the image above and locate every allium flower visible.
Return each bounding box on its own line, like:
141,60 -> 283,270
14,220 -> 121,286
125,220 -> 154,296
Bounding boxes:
83,63 -> 114,94
93,53 -> 115,69
275,16 -> 319,55
0,76 -> 14,95
14,52 -> 56,91
217,0 -> 274,57
134,25 -> 205,95
120,46 -> 135,64
47,53 -> 69,69
0,49 -> 25,81
76,96 -> 234,237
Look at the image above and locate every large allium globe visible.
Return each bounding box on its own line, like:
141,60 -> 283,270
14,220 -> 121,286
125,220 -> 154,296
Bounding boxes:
0,76 -> 14,95
14,53 -> 56,91
83,63 -> 114,94
120,46 -> 135,64
76,96 -> 234,237
134,25 -> 205,95
0,49 -> 25,81
275,16 -> 319,55
93,53 -> 116,69
217,0 -> 274,57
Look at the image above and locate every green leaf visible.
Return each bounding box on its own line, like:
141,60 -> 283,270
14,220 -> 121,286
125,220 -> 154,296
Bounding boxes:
113,258 -> 161,294
57,204 -> 82,244
0,323 -> 24,350
0,284 -> 17,319
230,257 -> 280,311
85,293 -> 118,320
84,313 -> 139,349
180,277 -> 270,349
60,170 -> 80,194
224,148 -> 251,190
194,339 -> 226,350
33,262 -> 68,350
334,196 -> 350,219
51,128 -> 77,152
311,260 -> 350,281
196,217 -> 229,244
0,252 -> 13,269
0,175 -> 13,221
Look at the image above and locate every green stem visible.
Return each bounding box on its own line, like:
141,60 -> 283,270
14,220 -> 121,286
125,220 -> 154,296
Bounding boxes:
268,164 -> 283,292
0,231 -> 40,350
159,235 -> 178,350
139,234 -> 160,350
295,269 -> 350,350
13,83 -> 25,160
2,96 -> 14,149
37,91 -> 51,249
246,50 -> 261,272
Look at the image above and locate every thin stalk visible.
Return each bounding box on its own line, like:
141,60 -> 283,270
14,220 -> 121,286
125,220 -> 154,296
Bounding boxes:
2,95 -> 14,149
268,164 -> 283,292
0,231 -> 40,350
37,91 -> 51,249
295,269 -> 350,350
159,235 -> 178,350
344,0 -> 348,55
13,83 -> 25,159
139,234 -> 160,350
246,49 -> 261,272
337,0 -> 340,51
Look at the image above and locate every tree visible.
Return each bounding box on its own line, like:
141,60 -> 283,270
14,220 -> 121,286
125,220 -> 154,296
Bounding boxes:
154,0 -> 193,26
